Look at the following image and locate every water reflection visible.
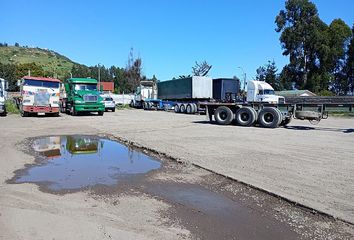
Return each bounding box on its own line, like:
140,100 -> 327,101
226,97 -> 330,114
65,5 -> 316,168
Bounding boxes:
16,136 -> 161,191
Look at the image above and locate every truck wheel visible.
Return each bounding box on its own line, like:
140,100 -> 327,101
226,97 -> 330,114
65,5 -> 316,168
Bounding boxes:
20,110 -> 29,117
180,104 -> 186,113
186,104 -> 193,114
143,102 -> 148,110
130,100 -> 134,108
112,108 -> 115,112
214,106 -> 233,125
192,103 -> 198,113
235,107 -> 256,127
98,111 -> 104,116
174,104 -> 180,113
71,106 -> 77,116
148,102 -> 153,110
274,108 -> 283,126
258,107 -> 280,128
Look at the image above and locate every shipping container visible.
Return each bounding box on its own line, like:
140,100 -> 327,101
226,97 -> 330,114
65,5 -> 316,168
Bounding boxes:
212,78 -> 240,101
157,76 -> 213,100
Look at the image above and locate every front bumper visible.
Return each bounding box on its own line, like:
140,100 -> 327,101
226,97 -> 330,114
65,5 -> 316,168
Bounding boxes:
74,104 -> 105,112
23,105 -> 59,113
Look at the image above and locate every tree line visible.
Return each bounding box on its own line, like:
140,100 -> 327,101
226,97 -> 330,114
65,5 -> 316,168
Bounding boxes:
256,0 -> 354,95
0,48 -> 155,93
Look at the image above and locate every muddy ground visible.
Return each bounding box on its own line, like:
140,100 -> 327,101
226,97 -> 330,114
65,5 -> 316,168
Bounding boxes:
0,110 -> 353,239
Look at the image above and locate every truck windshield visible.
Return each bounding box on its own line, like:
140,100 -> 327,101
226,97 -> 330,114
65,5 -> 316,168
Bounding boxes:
263,89 -> 275,95
24,79 -> 60,89
74,84 -> 97,91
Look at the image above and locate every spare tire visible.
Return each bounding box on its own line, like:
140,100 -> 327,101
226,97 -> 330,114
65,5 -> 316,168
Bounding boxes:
258,107 -> 281,128
235,107 -> 256,127
214,106 -> 233,125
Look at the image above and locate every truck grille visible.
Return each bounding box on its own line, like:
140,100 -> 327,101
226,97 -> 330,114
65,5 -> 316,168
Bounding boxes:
34,92 -> 50,106
83,95 -> 98,102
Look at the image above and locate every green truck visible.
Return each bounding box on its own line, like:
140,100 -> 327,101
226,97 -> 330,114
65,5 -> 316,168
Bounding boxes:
59,78 -> 105,116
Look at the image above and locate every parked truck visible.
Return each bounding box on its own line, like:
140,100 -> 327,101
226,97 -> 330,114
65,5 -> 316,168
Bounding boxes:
60,78 -> 105,116
139,77 -> 284,114
129,80 -> 157,108
0,78 -> 8,116
18,76 -> 61,117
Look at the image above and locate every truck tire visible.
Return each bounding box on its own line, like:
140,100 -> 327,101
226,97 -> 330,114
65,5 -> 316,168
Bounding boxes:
174,104 -> 180,113
143,102 -> 148,110
186,104 -> 193,114
71,106 -> 77,116
214,106 -> 233,125
192,103 -> 198,113
180,104 -> 186,113
274,108 -> 283,126
98,111 -> 104,116
235,107 -> 256,127
258,107 -> 281,128
130,100 -> 134,108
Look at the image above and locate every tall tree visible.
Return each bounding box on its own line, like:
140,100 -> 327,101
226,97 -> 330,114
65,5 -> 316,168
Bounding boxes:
0,63 -> 17,91
255,60 -> 282,90
275,0 -> 326,91
342,25 -> 354,95
275,0 -> 352,94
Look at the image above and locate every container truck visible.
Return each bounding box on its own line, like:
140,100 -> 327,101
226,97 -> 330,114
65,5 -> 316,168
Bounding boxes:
18,76 -> 61,117
0,78 -> 8,116
59,78 -> 105,116
139,77 -> 284,114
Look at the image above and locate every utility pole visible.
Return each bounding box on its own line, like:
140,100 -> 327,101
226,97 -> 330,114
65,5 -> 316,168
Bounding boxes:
98,63 -> 101,92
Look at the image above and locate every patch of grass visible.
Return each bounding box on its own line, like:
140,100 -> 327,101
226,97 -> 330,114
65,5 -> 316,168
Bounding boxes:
116,104 -> 131,110
5,99 -> 20,114
328,112 -> 354,117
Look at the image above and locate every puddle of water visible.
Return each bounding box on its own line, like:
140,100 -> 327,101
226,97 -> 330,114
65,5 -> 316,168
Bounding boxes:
14,135 -> 161,192
147,183 -> 298,240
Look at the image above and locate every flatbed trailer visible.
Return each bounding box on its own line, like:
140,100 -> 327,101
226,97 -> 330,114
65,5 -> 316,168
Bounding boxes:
205,102 -> 354,128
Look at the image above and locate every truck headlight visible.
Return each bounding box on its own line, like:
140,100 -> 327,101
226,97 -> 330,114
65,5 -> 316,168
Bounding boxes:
74,100 -> 83,104
53,101 -> 59,104
23,99 -> 31,103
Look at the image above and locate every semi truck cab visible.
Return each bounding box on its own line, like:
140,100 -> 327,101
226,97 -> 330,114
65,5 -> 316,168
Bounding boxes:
246,80 -> 285,104
19,76 -> 61,117
60,78 -> 105,116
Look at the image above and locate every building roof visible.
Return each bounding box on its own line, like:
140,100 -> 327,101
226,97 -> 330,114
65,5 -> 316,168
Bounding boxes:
68,78 -> 98,84
98,82 -> 114,91
275,90 -> 316,97
22,76 -> 61,83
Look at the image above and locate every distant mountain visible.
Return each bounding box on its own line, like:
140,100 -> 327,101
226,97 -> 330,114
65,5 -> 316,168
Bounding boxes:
0,46 -> 77,79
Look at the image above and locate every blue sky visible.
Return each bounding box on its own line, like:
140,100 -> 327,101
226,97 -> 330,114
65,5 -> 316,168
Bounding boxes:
1,0 -> 353,81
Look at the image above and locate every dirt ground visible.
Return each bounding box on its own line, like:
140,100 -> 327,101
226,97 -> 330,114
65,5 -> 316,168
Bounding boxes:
0,110 -> 353,239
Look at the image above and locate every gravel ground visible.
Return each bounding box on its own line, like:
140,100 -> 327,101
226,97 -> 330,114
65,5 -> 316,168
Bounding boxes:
0,110 -> 353,239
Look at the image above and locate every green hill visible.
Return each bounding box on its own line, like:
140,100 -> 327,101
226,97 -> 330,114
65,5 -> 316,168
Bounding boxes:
0,46 -> 76,79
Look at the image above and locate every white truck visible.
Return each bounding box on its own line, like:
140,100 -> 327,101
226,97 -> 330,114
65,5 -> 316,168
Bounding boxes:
129,80 -> 157,108
0,78 -> 8,116
18,76 -> 61,117
246,80 -> 285,104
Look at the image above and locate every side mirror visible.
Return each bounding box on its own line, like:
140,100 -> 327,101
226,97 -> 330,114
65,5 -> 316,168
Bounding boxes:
17,80 -> 21,87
